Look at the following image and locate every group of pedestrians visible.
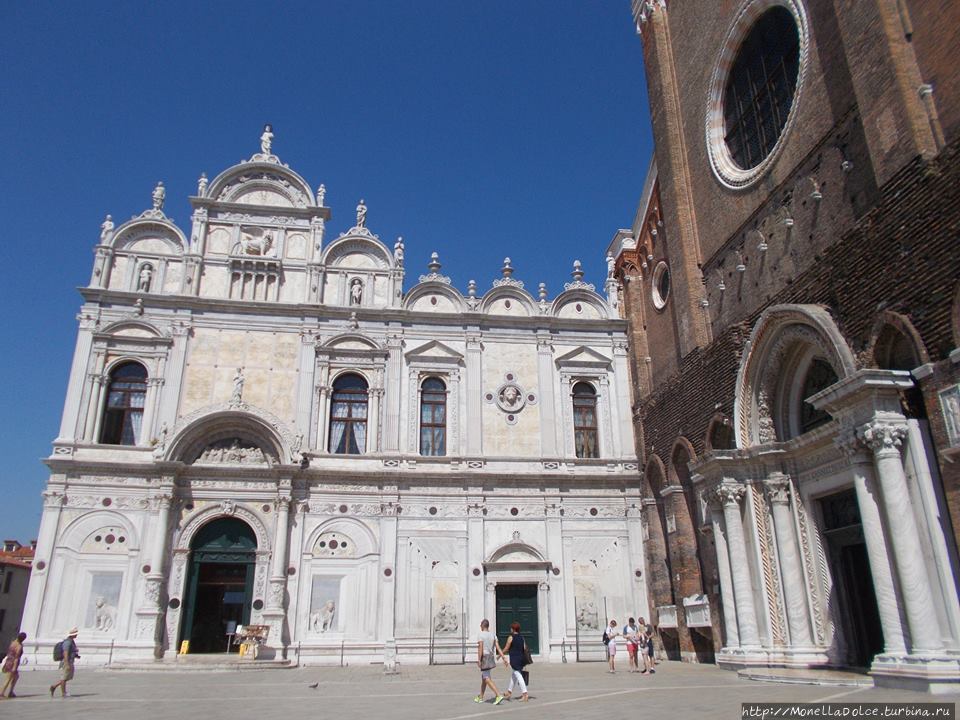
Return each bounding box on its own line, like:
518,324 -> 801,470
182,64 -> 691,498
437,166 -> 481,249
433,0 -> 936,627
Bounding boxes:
603,617 -> 656,674
0,627 -> 80,701
475,619 -> 531,704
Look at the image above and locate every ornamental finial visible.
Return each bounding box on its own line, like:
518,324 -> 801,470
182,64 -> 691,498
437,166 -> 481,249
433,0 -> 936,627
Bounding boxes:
502,257 -> 514,278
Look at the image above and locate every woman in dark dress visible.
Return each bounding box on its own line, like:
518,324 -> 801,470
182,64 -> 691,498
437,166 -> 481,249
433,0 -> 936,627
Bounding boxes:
499,622 -> 529,702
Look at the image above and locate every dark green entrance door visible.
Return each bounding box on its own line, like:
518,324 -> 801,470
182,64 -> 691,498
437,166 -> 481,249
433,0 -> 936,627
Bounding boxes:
496,584 -> 539,655
180,517 -> 257,654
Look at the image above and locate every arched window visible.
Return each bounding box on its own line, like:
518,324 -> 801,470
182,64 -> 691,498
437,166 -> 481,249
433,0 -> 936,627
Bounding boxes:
419,377 -> 446,456
723,6 -> 801,170
329,373 -> 368,455
101,362 -> 148,445
573,382 -> 599,459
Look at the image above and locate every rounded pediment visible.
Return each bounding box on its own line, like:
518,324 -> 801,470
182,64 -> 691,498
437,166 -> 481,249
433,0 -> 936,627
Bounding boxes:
163,407 -> 290,464
98,319 -> 164,338
479,286 -> 537,317
488,541 -> 545,564
111,218 -> 186,255
321,234 -> 393,270
321,333 -> 384,352
403,282 -> 465,313
551,288 -> 611,320
206,161 -> 315,209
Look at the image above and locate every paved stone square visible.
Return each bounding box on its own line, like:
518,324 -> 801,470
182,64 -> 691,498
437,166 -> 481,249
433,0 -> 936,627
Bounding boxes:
3,661 -> 958,720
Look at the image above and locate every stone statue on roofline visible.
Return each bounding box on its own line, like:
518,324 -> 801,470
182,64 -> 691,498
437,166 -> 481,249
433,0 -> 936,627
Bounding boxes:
152,182 -> 165,211
356,198 -> 367,228
260,124 -> 274,155
393,236 -> 404,266
100,215 -> 114,244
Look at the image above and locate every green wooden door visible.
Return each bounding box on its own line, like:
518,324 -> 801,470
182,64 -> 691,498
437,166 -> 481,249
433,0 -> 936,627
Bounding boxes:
495,584 -> 539,655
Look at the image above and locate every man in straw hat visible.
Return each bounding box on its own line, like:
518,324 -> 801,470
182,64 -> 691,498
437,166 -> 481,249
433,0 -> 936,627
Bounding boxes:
49,628 -> 80,698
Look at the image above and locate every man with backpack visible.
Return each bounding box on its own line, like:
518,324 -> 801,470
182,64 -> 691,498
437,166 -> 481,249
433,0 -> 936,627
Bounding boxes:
50,628 -> 80,698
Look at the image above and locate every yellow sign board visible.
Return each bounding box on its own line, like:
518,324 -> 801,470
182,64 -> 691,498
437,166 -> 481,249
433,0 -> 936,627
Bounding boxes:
179,640 -> 190,655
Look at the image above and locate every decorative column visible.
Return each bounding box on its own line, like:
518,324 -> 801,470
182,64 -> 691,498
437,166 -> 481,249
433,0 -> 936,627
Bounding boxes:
860,421 -> 943,653
764,473 -> 813,648
368,386 -> 383,453
709,503 -> 738,649
835,430 -> 907,654
536,335 -> 557,457
718,482 -> 760,648
90,370 -> 110,443
136,489 -> 174,652
263,483 -> 292,653
464,333 -> 482,456
19,487 -> 67,641
383,334 -> 403,453
316,384 -> 331,452
83,370 -> 105,442
140,377 -> 164,445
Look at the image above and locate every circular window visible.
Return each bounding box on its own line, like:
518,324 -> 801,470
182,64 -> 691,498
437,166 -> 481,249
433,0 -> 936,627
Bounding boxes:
706,1 -> 808,189
651,262 -> 671,310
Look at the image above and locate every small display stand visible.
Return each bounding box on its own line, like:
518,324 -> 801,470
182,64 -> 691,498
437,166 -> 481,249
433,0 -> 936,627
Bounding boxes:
236,624 -> 270,659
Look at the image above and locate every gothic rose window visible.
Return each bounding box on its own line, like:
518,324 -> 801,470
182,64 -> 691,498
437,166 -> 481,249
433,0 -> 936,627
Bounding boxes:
329,373 -> 368,454
101,362 -> 147,446
419,377 -> 447,456
573,381 -> 599,459
723,6 -> 800,170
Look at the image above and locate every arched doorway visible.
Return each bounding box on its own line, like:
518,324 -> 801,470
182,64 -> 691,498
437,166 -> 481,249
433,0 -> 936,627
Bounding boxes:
180,517 -> 257,653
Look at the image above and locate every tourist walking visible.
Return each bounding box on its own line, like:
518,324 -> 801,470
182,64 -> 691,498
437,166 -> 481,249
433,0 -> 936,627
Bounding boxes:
604,619 -> 619,673
50,628 -> 80,698
1,632 -> 26,698
475,619 -> 505,705
624,618 -> 640,673
500,622 -> 529,702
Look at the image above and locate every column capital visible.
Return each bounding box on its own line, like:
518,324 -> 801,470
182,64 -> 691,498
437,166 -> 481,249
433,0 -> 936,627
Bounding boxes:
717,482 -> 745,507
763,472 -> 792,506
858,421 -> 908,455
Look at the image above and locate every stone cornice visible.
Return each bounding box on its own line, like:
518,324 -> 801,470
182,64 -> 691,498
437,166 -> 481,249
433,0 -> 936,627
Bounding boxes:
78,288 -> 629,333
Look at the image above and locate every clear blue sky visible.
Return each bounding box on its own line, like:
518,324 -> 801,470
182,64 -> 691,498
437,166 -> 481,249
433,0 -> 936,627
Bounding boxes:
0,1 -> 652,542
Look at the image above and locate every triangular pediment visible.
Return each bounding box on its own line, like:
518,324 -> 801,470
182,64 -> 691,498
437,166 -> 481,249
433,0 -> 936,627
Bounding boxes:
555,346 -> 612,369
405,340 -> 463,363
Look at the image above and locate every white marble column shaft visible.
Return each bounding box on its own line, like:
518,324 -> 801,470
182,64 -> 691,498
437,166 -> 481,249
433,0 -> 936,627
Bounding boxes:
710,505 -> 739,648
862,422 -> 943,653
765,475 -> 813,647
719,483 -> 761,647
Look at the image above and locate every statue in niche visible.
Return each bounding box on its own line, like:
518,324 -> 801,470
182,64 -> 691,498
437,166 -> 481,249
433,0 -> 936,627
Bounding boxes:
576,601 -> 599,630
137,265 -> 153,293
231,367 -> 245,405
260,123 -> 274,155
152,182 -> 165,211
356,198 -> 367,228
393,237 -> 404,266
94,596 -> 117,632
100,214 -> 114,244
350,278 -> 363,306
310,600 -> 336,633
434,603 -> 459,634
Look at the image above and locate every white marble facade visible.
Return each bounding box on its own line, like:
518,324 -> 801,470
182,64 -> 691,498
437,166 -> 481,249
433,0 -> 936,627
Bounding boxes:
21,131 -> 644,666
